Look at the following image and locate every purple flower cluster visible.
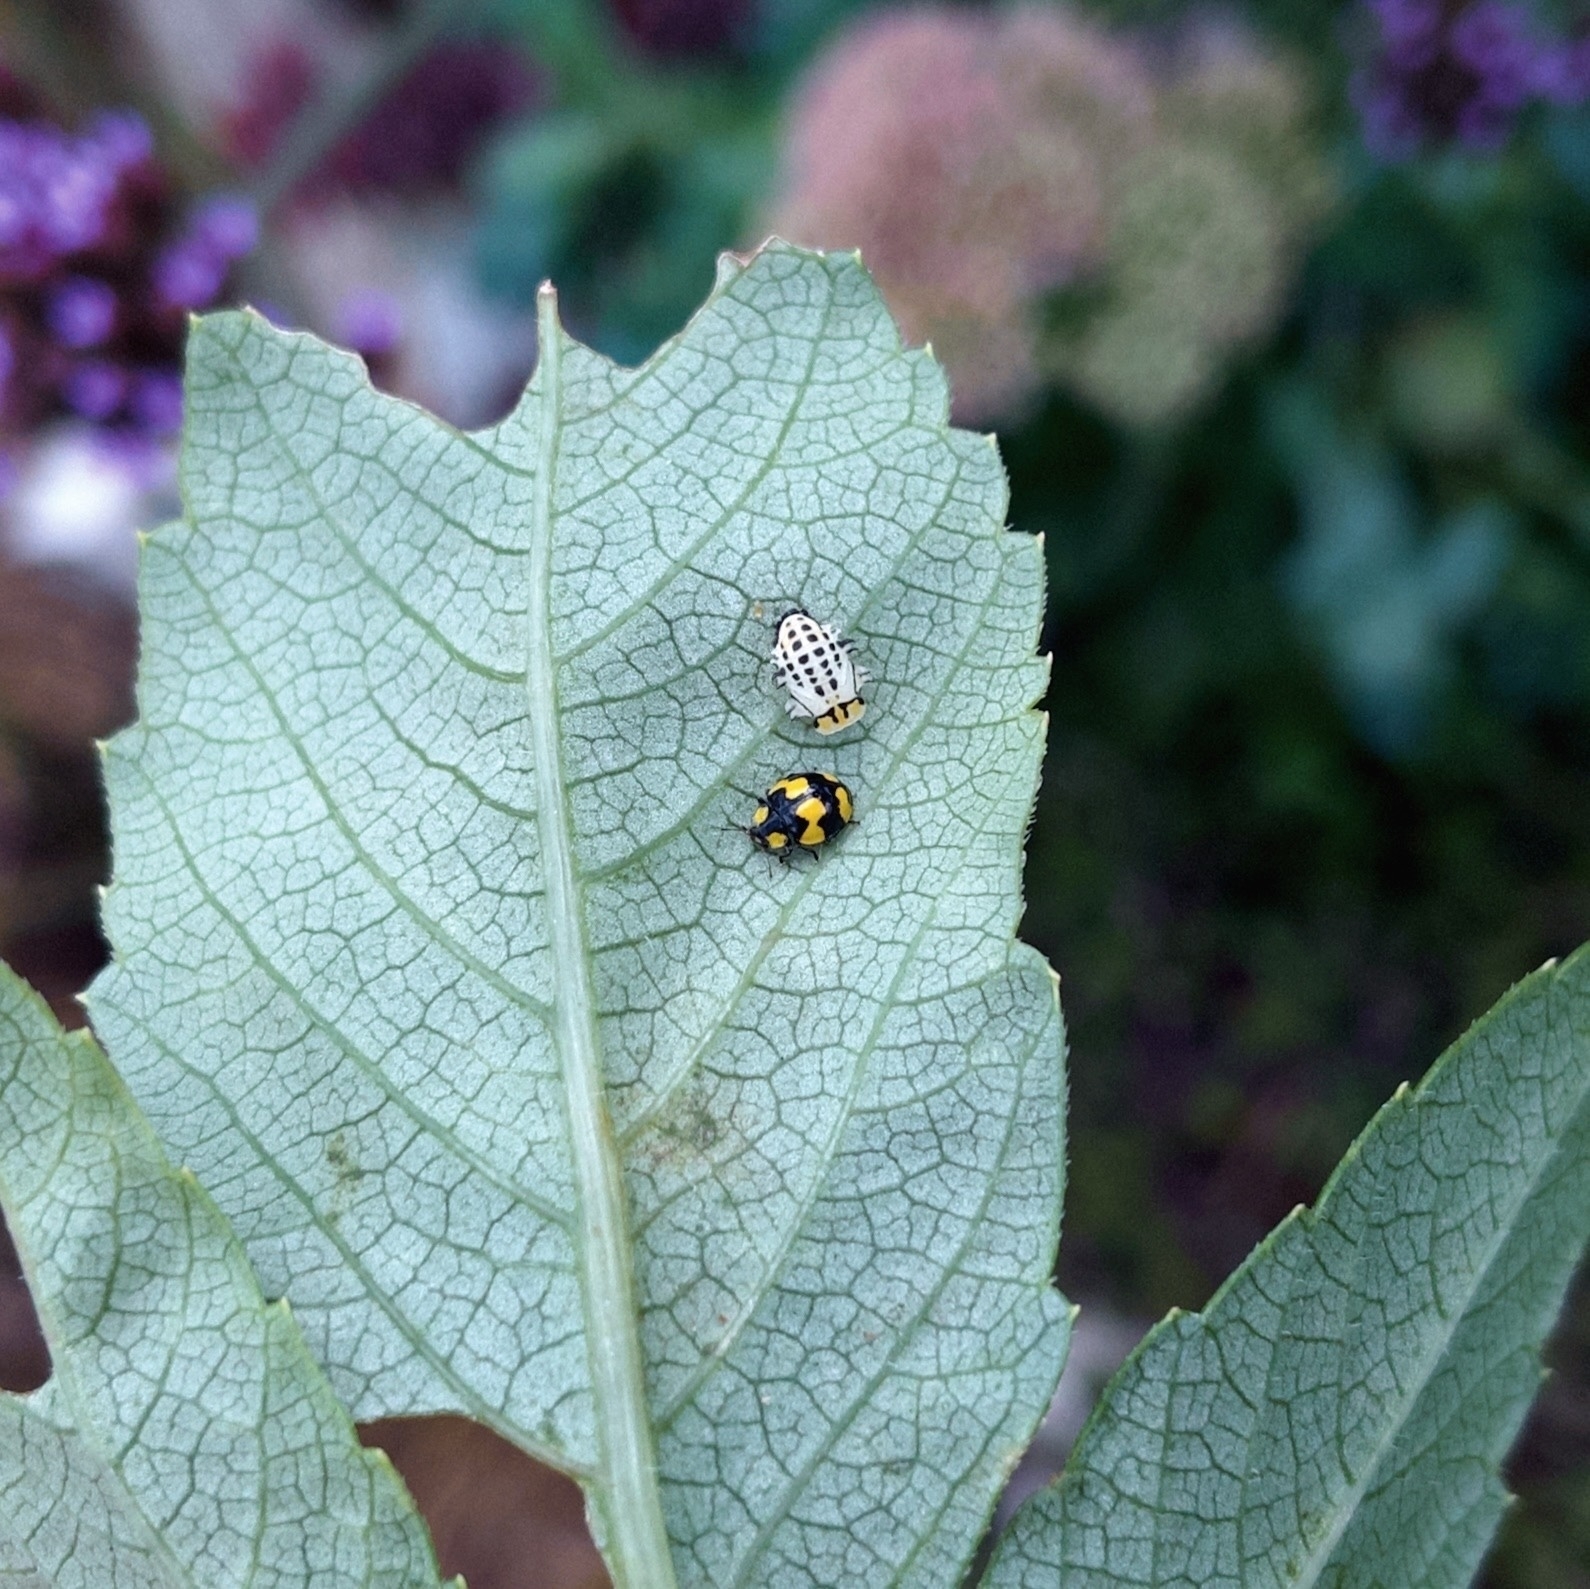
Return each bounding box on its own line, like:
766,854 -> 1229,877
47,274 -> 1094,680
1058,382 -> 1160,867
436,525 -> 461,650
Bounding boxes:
0,111 -> 152,279
1355,0 -> 1590,158
153,196 -> 258,315
0,86 -> 256,471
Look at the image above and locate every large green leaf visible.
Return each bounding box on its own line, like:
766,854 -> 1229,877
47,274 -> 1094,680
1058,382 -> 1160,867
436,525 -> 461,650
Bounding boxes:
86,243 -> 1068,1586
985,946 -> 1590,1589
0,964 -> 450,1589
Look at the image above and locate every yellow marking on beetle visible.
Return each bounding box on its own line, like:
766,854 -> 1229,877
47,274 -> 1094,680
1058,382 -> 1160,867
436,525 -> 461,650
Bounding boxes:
773,775 -> 811,800
794,796 -> 830,844
834,784 -> 854,823
815,699 -> 866,735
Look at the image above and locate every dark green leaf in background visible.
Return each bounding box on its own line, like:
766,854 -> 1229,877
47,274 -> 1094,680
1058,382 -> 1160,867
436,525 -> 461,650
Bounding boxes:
987,947 -> 1590,1588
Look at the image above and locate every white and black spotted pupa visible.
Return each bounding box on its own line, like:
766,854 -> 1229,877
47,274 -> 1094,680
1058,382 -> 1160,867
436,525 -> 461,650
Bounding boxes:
771,608 -> 869,735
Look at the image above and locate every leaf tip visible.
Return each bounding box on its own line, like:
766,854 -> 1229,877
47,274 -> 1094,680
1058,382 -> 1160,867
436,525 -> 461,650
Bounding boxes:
535,280 -> 562,353
715,250 -> 749,290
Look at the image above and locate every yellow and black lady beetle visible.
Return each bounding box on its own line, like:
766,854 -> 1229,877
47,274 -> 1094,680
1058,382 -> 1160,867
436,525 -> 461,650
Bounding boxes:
742,771 -> 855,862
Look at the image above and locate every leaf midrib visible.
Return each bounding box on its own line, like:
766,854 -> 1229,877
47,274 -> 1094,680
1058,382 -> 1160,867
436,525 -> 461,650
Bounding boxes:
524,286 -> 678,1588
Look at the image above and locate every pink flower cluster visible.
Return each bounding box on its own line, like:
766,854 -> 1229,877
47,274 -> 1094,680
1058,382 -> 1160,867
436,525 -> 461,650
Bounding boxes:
767,7 -> 1331,425
770,6 -> 1154,418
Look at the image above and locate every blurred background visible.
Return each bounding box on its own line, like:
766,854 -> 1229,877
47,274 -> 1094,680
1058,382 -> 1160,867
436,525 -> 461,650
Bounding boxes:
1,0 -> 1587,1583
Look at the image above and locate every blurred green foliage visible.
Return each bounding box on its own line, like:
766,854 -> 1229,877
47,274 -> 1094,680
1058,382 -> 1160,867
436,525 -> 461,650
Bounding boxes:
478,0 -> 788,356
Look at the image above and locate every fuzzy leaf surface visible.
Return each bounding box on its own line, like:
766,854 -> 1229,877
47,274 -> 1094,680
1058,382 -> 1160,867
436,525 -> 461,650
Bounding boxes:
985,947 -> 1590,1589
86,244 -> 1068,1586
0,965 -> 449,1589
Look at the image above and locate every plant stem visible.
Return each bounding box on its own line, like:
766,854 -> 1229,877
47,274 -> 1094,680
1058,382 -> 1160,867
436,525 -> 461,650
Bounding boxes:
251,0 -> 474,215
